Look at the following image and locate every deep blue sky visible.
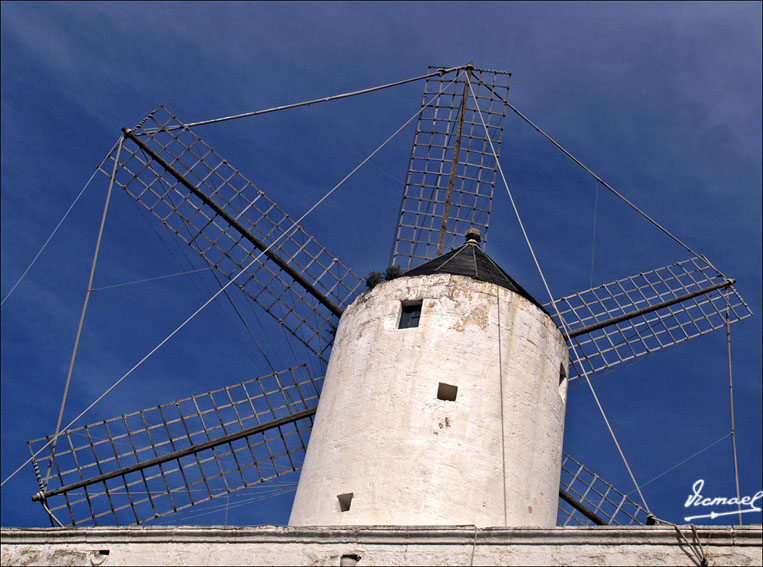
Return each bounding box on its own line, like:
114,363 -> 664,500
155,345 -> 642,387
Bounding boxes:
2,2 -> 760,527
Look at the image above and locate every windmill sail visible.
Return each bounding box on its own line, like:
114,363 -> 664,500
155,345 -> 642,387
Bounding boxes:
98,106 -> 364,362
547,256 -> 752,380
390,66 -> 510,270
558,453 -> 648,526
29,366 -> 320,526
29,372 -> 637,528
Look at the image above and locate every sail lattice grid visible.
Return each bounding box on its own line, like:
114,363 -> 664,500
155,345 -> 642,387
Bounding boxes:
547,256 -> 753,380
557,453 -> 648,526
98,106 -> 364,362
29,366 -> 320,526
391,66 -> 510,270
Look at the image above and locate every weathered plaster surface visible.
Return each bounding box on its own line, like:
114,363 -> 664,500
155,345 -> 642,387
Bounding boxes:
2,525 -> 760,566
290,274 -> 568,527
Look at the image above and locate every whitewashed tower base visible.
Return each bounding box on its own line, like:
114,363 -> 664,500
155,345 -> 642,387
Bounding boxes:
289,233 -> 569,527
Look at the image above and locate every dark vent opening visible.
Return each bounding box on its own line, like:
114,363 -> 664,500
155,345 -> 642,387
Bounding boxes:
558,363 -> 568,402
340,553 -> 362,566
399,300 -> 423,329
338,492 -> 354,512
437,382 -> 458,401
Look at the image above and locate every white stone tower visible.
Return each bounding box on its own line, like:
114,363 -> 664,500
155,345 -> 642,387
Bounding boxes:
289,230 -> 569,527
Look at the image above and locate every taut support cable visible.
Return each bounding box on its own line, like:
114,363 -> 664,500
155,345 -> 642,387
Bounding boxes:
89,267 -> 213,292
146,65 -> 472,132
626,433 -> 731,495
1,136 -> 123,308
473,76 -> 723,276
3,72 -> 463,489
45,137 -> 124,489
726,296 -> 743,525
495,292 -> 509,526
468,81 -> 653,516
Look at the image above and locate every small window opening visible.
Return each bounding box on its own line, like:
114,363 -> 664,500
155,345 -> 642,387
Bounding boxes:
340,554 -> 362,566
90,550 -> 110,566
399,301 -> 423,329
338,492 -> 354,512
558,364 -> 568,402
437,382 -> 458,402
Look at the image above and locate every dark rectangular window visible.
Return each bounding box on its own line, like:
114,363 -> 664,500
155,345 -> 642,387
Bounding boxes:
399,301 -> 422,329
338,492 -> 353,512
437,382 -> 458,401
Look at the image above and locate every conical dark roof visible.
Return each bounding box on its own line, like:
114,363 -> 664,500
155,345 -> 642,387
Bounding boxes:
404,240 -> 548,314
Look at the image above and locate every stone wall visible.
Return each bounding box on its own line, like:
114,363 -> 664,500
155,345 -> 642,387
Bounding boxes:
291,274 -> 568,527
2,525 -> 761,566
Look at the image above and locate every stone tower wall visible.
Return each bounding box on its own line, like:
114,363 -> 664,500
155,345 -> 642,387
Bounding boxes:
289,273 -> 568,527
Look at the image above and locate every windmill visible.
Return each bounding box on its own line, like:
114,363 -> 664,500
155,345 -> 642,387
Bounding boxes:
25,63 -> 752,529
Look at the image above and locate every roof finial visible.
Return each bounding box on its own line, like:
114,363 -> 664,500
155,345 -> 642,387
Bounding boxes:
465,228 -> 481,243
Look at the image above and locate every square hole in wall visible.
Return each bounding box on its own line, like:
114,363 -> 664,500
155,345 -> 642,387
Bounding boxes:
399,300 -> 423,329
338,492 -> 354,512
437,382 -> 458,402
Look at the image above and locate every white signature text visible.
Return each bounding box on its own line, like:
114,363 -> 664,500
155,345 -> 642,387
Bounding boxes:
684,479 -> 762,522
